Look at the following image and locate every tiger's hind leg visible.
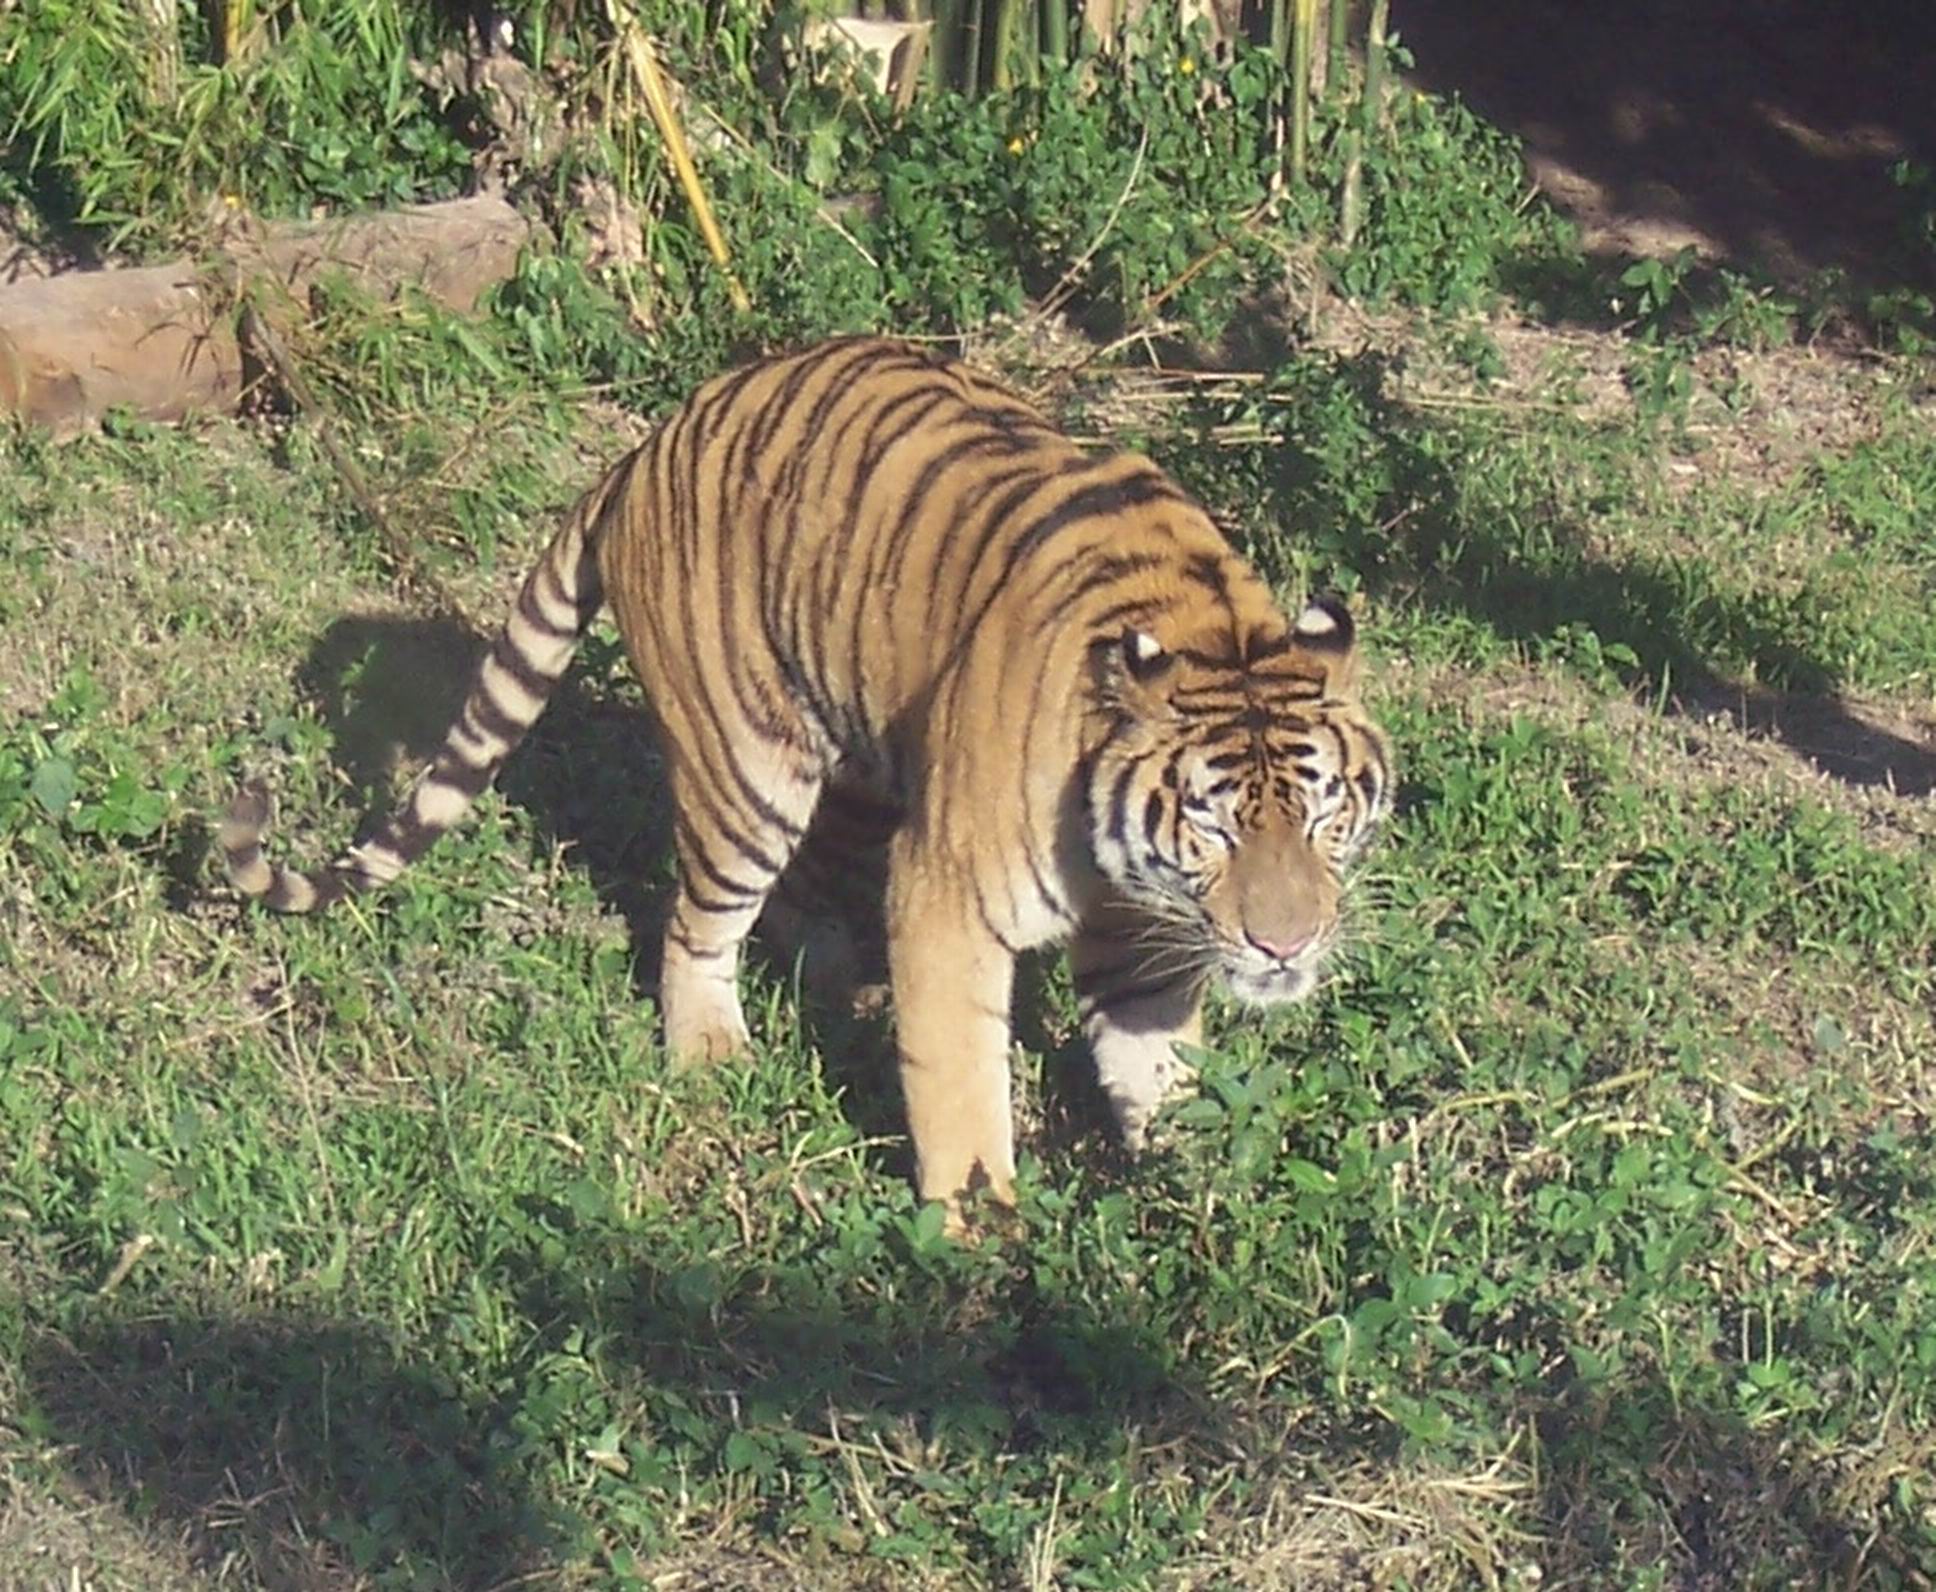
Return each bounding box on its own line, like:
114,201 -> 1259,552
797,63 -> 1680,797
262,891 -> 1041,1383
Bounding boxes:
760,773 -> 897,1017
659,753 -> 824,1065
1070,918 -> 1208,1154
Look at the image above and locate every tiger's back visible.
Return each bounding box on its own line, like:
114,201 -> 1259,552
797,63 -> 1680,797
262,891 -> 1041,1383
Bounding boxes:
224,336 -> 1391,1232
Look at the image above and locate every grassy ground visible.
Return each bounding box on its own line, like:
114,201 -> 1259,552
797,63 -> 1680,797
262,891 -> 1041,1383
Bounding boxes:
2,270 -> 1935,1589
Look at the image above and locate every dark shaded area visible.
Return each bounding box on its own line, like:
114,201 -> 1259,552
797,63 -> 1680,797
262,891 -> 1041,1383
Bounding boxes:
1532,1370 -> 1923,1587
297,614 -> 937,1175
21,1256 -> 1205,1587
24,1315 -> 556,1586
302,612 -> 672,995
1400,0 -> 1936,292
27,1257 -> 1928,1585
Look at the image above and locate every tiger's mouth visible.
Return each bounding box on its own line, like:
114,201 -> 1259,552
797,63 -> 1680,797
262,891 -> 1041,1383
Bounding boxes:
1221,941 -> 1327,1006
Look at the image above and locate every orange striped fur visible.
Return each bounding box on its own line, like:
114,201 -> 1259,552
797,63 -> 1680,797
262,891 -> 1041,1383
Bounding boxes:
223,337 -> 1391,1230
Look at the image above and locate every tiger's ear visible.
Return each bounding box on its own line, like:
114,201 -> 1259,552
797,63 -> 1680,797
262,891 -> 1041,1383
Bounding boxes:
1293,594 -> 1354,650
1293,594 -> 1361,695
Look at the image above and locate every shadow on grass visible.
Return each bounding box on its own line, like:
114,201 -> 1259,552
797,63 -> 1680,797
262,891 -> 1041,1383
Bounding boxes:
22,1253 -> 1209,1588
301,612 -> 674,989
1530,1369 -> 1925,1586
23,1313 -> 558,1587
295,613 -> 939,1176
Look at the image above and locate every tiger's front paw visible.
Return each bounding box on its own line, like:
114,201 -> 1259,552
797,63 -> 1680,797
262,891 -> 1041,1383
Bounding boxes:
1096,1031 -> 1196,1155
937,1175 -> 1020,1244
662,987 -> 751,1065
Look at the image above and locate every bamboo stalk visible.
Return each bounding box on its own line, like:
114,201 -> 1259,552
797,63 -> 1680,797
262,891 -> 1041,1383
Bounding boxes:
1328,0 -> 1349,104
1364,0 -> 1388,131
609,8 -> 752,314
929,0 -> 963,90
990,0 -> 1017,89
961,0 -> 985,91
1288,0 -> 1315,184
1041,0 -> 1068,64
207,0 -> 254,65
1339,124 -> 1363,246
1342,0 -> 1386,248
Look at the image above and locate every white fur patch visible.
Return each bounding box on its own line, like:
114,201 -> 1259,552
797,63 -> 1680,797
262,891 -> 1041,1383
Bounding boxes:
1293,602 -> 1339,637
350,840 -> 406,884
412,775 -> 471,830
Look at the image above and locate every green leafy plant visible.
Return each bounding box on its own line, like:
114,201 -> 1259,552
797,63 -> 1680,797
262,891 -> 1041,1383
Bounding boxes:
1,0 -> 471,253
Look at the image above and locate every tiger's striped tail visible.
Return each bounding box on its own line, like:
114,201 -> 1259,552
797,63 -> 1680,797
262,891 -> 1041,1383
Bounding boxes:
222,498 -> 607,914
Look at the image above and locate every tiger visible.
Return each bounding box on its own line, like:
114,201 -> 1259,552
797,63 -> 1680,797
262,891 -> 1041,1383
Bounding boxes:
221,335 -> 1391,1233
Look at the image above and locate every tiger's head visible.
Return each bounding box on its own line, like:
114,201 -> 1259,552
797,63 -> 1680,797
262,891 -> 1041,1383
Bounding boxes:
1086,594 -> 1390,1004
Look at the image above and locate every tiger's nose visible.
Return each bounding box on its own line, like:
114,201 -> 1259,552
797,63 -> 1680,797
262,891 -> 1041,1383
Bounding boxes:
1248,928 -> 1314,963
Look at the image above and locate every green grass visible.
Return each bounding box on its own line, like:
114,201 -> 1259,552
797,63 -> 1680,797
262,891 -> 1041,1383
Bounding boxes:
3,302 -> 1934,1589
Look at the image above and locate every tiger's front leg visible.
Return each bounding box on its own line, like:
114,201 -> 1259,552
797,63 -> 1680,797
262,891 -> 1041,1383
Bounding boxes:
1070,920 -> 1207,1154
887,838 -> 1018,1235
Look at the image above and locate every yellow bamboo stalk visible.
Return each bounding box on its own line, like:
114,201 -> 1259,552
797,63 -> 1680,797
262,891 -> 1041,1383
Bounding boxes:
609,6 -> 752,315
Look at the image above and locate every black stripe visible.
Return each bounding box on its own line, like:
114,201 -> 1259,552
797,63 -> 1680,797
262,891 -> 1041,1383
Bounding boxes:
913,461 -> 1051,636
665,924 -> 732,960
1004,473 -> 1181,575
843,403 -> 994,665
1169,643 -> 1244,669
680,838 -> 773,908
959,469 -> 1185,661
1244,627 -> 1294,663
428,753 -> 496,799
919,466 -> 1055,634
464,689 -> 525,751
486,628 -> 557,701
671,764 -> 788,880
1061,551 -> 1170,610
970,872 -> 1020,955
1182,553 -> 1229,599
1141,789 -> 1167,847
875,431 -> 1017,595
681,874 -> 762,916
1085,596 -> 1167,640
